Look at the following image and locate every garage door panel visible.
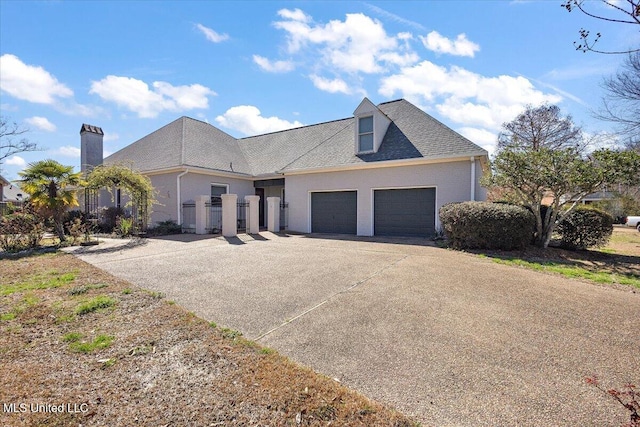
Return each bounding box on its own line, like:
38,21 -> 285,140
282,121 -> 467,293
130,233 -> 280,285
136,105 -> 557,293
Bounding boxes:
311,191 -> 357,234
374,188 -> 435,237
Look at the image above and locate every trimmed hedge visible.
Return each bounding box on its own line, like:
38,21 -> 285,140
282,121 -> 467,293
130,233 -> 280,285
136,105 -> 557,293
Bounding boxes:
439,202 -> 535,250
556,206 -> 613,250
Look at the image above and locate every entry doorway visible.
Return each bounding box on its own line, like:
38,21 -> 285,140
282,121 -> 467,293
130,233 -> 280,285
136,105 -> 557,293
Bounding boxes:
255,188 -> 265,227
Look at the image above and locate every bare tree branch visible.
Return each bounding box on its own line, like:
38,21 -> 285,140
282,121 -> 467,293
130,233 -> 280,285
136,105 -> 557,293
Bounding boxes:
596,52 -> 640,140
562,0 -> 640,54
0,116 -> 39,164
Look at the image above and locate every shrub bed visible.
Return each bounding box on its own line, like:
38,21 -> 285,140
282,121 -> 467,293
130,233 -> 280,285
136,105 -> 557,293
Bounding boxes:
0,210 -> 45,252
439,202 -> 535,250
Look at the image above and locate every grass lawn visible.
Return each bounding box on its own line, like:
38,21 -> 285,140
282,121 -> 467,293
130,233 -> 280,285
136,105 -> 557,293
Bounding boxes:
0,252 -> 416,427
475,227 -> 640,290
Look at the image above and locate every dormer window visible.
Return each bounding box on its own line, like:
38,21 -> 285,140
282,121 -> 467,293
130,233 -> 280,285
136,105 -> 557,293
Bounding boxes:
358,116 -> 374,153
353,97 -> 391,155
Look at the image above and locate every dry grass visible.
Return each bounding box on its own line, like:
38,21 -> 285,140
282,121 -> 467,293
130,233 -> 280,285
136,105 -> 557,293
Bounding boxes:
475,227 -> 640,290
0,252 -> 416,427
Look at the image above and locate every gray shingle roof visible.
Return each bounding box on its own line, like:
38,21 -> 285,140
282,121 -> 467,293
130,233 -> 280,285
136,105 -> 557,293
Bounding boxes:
105,99 -> 487,176
279,99 -> 487,171
237,118 -> 353,176
105,117 -> 252,175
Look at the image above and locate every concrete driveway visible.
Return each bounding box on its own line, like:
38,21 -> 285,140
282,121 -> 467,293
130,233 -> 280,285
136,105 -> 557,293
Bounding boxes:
66,233 -> 640,426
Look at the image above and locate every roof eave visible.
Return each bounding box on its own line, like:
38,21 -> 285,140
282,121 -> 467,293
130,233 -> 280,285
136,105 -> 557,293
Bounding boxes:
280,152 -> 489,176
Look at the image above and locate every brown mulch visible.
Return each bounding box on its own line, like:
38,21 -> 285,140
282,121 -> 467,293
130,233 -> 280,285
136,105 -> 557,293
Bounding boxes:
0,253 -> 416,427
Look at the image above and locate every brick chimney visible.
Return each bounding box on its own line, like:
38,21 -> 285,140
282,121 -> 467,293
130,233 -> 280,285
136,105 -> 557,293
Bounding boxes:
80,124 -> 104,174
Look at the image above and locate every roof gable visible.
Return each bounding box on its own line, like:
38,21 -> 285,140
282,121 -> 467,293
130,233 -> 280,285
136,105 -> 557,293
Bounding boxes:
280,99 -> 487,171
105,117 -> 251,174
104,99 -> 488,177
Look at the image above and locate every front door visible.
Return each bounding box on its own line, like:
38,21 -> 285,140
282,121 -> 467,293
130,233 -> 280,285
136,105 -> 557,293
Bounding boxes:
255,188 -> 265,227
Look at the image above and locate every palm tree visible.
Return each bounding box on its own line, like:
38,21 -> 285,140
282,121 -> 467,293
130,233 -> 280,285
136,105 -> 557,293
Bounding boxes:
18,159 -> 84,241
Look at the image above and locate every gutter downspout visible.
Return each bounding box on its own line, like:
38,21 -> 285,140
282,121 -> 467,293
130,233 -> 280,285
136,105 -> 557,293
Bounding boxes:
177,169 -> 189,225
470,157 -> 476,201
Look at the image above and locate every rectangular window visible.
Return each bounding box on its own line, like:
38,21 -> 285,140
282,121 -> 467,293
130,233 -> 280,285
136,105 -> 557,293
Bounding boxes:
211,184 -> 227,203
358,116 -> 374,152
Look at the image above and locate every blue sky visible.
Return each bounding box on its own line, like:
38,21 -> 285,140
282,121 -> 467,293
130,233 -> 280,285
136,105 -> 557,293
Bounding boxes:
1,0 -> 638,181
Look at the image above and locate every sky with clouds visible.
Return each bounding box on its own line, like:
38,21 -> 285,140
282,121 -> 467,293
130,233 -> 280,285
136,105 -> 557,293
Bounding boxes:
1,0 -> 638,181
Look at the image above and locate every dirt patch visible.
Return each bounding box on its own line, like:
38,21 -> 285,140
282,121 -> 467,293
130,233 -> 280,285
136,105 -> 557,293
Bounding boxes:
0,252 -> 415,427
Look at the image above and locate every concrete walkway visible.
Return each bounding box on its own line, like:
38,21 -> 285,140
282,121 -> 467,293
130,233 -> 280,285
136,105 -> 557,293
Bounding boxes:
65,233 -> 640,426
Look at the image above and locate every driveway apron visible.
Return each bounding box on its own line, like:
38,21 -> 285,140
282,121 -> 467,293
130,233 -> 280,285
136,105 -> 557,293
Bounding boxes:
67,233 -> 640,426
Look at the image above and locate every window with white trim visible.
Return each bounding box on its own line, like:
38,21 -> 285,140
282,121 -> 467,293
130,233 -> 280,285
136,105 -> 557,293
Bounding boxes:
211,184 -> 227,203
358,116 -> 374,152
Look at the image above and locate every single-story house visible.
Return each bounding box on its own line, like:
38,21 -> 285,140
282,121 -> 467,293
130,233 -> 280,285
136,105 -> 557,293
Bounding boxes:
1,174 -> 25,203
87,98 -> 488,237
0,175 -> 8,202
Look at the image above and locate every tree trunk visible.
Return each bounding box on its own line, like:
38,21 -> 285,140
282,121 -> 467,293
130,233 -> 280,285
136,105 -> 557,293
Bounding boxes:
53,213 -> 66,242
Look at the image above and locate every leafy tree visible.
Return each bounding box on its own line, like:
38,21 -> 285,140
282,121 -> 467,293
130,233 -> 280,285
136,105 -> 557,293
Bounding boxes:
562,0 -> 640,54
484,104 -> 640,248
17,159 -> 84,241
0,116 -> 38,164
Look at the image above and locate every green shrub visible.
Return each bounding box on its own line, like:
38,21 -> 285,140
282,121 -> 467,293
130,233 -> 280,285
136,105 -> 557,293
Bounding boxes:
0,210 -> 45,252
116,217 -> 133,237
556,206 -> 613,250
146,220 -> 182,236
439,202 -> 535,250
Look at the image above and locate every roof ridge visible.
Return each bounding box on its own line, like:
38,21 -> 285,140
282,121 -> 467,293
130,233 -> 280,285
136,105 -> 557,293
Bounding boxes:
238,116 -> 351,140
376,98 -> 405,106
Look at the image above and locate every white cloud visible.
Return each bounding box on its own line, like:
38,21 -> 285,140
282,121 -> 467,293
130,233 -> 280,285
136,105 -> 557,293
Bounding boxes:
104,132 -> 119,142
5,155 -> 26,167
273,9 -> 418,74
51,145 -> 81,158
253,55 -> 295,73
277,8 -> 311,23
0,54 -> 73,104
457,127 -> 499,155
379,60 -> 562,131
195,23 -> 229,43
25,116 -> 56,132
310,75 -> 352,94
90,76 -> 216,118
420,31 -> 480,57
215,105 -> 303,136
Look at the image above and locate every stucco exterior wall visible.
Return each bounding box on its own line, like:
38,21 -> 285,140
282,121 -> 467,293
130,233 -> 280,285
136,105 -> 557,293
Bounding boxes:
148,173 -> 178,225
285,160 -> 485,236
145,172 -> 254,226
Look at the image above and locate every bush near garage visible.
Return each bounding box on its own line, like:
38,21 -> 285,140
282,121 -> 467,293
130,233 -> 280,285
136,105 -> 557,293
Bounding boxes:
556,206 -> 613,250
439,201 -> 535,250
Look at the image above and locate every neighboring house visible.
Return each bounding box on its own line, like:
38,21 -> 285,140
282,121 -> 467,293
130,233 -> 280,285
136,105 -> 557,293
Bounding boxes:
92,98 -> 488,237
0,175 -> 7,202
1,175 -> 24,202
